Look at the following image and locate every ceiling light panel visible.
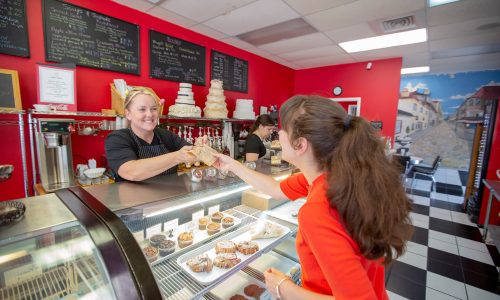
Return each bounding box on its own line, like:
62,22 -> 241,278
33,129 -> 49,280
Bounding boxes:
339,28 -> 427,53
159,0 -> 255,23
401,66 -> 430,74
237,18 -> 317,46
203,0 -> 299,36
428,0 -> 461,8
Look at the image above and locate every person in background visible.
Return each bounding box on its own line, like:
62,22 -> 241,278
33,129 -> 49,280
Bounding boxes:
214,95 -> 412,299
244,114 -> 275,162
105,87 -> 196,181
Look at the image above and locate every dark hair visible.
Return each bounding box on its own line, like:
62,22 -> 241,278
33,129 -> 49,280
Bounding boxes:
280,95 -> 412,265
249,114 -> 275,133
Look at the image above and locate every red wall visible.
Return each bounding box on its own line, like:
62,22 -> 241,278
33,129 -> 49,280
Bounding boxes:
0,0 -> 295,200
294,58 -> 403,138
479,101 -> 500,225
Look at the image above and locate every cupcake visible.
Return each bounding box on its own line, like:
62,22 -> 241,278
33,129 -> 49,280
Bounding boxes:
198,216 -> 209,230
158,239 -> 176,256
211,211 -> 224,223
222,216 -> 234,229
206,222 -> 221,236
149,234 -> 166,247
178,232 -> 194,248
143,246 -> 159,263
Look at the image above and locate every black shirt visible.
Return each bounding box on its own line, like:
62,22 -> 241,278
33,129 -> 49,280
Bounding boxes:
105,128 -> 189,180
244,133 -> 266,159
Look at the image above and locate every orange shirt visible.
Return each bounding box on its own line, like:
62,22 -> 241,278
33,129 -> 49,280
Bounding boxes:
280,173 -> 388,300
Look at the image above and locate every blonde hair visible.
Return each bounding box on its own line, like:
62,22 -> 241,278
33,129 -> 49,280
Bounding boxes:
124,87 -> 158,110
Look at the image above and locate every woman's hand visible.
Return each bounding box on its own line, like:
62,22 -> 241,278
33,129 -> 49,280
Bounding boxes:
176,146 -> 197,164
212,153 -> 236,171
265,268 -> 291,299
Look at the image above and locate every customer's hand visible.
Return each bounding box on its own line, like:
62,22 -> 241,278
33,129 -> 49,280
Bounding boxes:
265,268 -> 291,299
212,153 -> 235,171
176,146 -> 197,164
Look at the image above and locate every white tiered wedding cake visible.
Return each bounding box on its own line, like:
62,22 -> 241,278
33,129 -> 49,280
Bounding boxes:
233,99 -> 255,119
168,83 -> 202,117
203,80 -> 228,118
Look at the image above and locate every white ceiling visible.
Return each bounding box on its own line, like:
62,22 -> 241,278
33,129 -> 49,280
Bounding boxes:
113,0 -> 500,74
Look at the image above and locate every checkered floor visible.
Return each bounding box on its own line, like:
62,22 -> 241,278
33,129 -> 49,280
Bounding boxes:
386,167 -> 500,299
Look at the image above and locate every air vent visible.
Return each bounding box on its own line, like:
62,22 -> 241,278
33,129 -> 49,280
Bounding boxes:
381,16 -> 416,33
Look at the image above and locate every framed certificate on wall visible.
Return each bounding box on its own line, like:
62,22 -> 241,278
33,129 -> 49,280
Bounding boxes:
0,69 -> 22,111
36,63 -> 77,111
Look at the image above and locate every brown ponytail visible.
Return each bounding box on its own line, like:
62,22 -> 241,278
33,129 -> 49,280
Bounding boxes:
249,114 -> 275,133
280,95 -> 412,265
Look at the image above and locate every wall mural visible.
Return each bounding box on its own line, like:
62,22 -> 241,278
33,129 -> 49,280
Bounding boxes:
396,70 -> 500,169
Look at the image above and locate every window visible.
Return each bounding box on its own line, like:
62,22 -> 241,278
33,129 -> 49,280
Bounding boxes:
395,120 -> 402,134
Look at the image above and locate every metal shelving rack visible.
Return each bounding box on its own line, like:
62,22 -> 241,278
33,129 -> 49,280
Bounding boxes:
0,109 -> 28,197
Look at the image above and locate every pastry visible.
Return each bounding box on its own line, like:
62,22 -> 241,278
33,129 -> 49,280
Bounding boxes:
187,254 -> 213,273
191,144 -> 218,166
206,222 -> 221,236
178,232 -> 194,248
237,241 -> 259,255
229,295 -> 247,300
198,216 -> 209,230
221,216 -> 234,228
250,222 -> 284,240
211,211 -> 224,223
213,253 -> 241,269
215,240 -> 237,254
149,234 -> 166,247
158,240 -> 176,256
244,284 -> 265,298
143,246 -> 158,263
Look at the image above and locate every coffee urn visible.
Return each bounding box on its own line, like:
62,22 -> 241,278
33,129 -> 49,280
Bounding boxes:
35,119 -> 76,192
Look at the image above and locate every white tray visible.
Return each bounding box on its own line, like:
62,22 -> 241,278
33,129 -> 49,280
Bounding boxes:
210,272 -> 271,300
265,198 -> 306,225
176,220 -> 291,285
147,212 -> 241,266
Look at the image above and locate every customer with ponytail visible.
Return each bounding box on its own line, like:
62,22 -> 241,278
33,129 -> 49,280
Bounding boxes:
213,95 -> 412,299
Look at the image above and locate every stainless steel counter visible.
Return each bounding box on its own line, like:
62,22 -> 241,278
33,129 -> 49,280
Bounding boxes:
0,194 -> 78,245
84,163 -> 292,213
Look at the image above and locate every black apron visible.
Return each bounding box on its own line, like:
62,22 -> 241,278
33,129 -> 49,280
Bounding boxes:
130,129 -> 177,175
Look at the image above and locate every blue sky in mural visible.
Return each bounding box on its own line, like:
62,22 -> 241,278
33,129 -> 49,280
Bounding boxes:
401,69 -> 500,118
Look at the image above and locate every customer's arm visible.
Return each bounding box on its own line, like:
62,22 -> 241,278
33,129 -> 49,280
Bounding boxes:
213,153 -> 287,199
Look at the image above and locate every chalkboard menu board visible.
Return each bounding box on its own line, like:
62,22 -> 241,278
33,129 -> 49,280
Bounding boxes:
211,50 -> 248,93
0,73 -> 15,108
149,30 -> 205,85
43,0 -> 140,74
0,0 -> 30,57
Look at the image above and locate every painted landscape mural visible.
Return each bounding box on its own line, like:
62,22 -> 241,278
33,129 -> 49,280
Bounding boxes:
397,70 -> 500,169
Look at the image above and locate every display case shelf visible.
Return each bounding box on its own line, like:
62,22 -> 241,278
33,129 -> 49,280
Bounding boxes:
29,110 -> 117,117
161,115 -> 255,122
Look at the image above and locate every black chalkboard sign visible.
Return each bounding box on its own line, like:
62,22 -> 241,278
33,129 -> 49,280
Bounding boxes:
211,50 -> 248,93
0,69 -> 21,110
149,30 -> 205,85
43,0 -> 140,74
0,0 -> 30,57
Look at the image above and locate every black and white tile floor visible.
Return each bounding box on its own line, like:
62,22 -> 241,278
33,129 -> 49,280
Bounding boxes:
387,167 -> 500,300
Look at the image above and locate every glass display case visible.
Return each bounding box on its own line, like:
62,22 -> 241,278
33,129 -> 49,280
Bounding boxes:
1,163 -> 301,299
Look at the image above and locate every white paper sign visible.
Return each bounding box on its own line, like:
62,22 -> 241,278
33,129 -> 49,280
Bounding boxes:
146,223 -> 162,237
164,219 -> 179,233
39,65 -> 75,104
208,205 -> 220,215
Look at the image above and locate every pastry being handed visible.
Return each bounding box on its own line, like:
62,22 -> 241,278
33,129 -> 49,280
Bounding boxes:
187,254 -> 213,273
250,222 -> 284,240
190,144 -> 218,166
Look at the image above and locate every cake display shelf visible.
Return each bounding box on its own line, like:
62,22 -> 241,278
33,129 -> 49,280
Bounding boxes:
161,115 -> 256,122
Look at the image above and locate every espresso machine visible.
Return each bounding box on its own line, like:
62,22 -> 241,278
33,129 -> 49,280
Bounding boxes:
35,119 -> 75,192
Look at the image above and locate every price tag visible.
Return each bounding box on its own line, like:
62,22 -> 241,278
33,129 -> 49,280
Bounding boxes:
208,205 -> 220,215
146,223 -> 162,237
164,219 -> 179,233
132,230 -> 144,242
192,210 -> 204,222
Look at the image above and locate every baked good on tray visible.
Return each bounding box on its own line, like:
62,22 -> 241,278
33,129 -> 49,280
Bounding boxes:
213,253 -> 241,269
198,216 -> 209,230
236,241 -> 259,255
158,240 -> 176,256
221,216 -> 234,228
244,284 -> 265,298
250,222 -> 284,240
187,254 -> 213,273
178,232 -> 194,248
210,211 -> 224,223
206,222 -> 221,236
143,246 -> 159,263
149,234 -> 166,247
215,240 -> 237,254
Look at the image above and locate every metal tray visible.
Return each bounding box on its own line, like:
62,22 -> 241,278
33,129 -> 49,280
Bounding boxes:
149,212 -> 242,266
177,220 -> 291,285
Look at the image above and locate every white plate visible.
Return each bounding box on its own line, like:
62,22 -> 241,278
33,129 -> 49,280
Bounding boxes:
177,220 -> 291,285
